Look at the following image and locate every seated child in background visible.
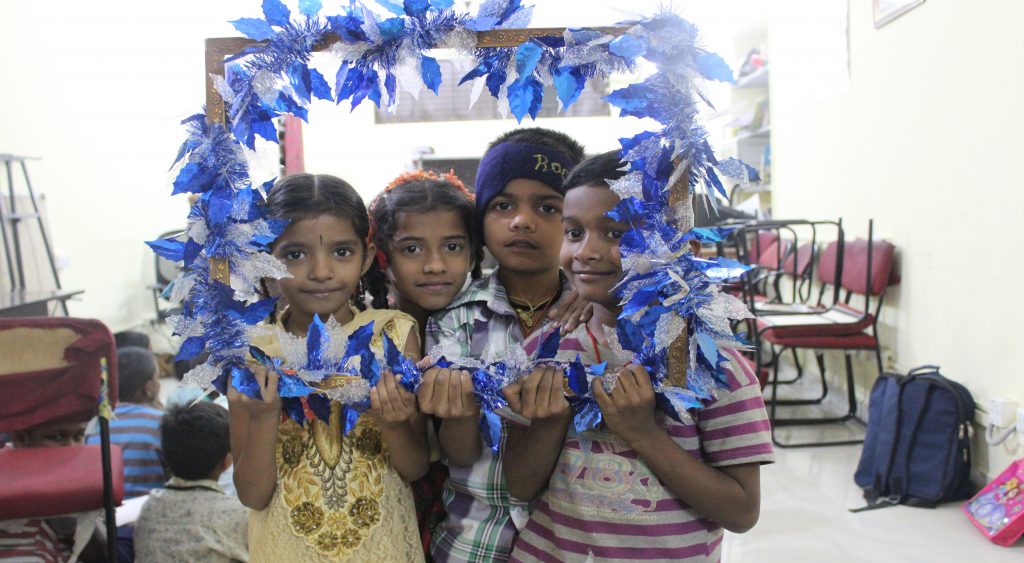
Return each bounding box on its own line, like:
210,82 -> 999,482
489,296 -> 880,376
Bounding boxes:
0,419 -> 102,562
508,151 -> 776,563
114,330 -> 151,350
422,127 -> 586,562
86,346 -> 166,498
135,402 -> 248,562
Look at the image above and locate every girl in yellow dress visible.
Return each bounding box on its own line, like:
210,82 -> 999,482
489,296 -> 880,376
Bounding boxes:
228,173 -> 428,562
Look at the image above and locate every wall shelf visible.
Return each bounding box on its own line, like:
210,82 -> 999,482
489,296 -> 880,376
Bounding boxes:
735,66 -> 769,88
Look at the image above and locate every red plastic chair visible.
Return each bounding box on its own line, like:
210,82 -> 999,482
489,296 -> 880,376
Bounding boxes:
755,220 -> 899,447
0,317 -> 124,561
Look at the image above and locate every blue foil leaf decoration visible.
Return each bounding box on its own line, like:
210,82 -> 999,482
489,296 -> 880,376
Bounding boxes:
288,62 -> 313,104
536,330 -> 561,360
696,51 -> 735,84
382,332 -> 421,392
481,410 -> 503,452
230,18 -> 277,41
514,41 -> 543,77
306,315 -> 327,370
177,335 -> 207,361
429,0 -> 454,8
309,67 -> 333,101
282,398 -> 305,424
326,15 -> 369,43
404,0 -> 430,19
552,66 -> 585,110
608,34 -> 646,59
465,15 -> 499,31
421,55 -> 442,94
145,238 -> 185,262
343,405 -> 361,435
241,298 -> 278,325
378,17 -> 406,41
279,373 -> 316,398
334,62 -> 351,101
262,0 -> 291,27
298,0 -> 322,17
507,76 -> 543,122
231,366 -> 262,399
375,0 -> 406,16
308,394 -> 331,423
274,92 -> 309,122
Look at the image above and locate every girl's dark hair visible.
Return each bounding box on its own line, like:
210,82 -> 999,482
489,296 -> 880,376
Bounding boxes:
563,150 -> 628,192
264,173 -> 382,311
366,171 -> 482,310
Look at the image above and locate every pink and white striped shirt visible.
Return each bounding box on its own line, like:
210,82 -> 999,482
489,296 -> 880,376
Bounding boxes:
511,350 -> 774,563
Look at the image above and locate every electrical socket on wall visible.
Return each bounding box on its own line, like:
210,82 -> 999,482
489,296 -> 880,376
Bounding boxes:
988,398 -> 1019,427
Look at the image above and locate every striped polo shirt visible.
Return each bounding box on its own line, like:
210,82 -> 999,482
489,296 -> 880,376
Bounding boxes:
511,349 -> 775,563
86,403 -> 165,498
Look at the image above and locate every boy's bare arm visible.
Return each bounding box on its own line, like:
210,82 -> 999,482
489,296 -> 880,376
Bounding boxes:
593,365 -> 762,533
228,366 -> 281,510
501,365 -> 571,501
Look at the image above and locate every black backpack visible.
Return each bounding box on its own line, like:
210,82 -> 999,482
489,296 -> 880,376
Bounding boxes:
853,365 -> 975,510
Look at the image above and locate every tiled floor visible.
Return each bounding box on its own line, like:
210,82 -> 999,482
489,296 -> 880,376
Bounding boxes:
723,384 -> 1024,561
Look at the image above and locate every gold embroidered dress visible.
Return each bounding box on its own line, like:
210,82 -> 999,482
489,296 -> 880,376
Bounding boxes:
247,308 -> 424,563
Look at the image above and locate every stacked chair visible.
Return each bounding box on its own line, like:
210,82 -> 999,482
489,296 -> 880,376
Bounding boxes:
0,317 -> 123,561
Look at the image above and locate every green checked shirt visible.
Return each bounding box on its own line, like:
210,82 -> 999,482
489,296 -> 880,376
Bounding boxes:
425,270 -> 595,563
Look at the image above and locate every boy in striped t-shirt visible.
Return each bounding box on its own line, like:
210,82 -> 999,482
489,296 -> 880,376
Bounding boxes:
508,152 -> 775,563
86,346 -> 166,497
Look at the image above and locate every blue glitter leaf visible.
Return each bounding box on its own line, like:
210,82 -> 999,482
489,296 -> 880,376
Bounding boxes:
309,67 -> 333,101
696,52 -> 735,84
514,41 -> 543,78
536,329 -> 561,360
609,34 -> 646,59
421,55 -> 442,94
465,16 -> 499,31
306,315 -> 327,370
552,66 -> 585,110
375,0 -> 406,16
230,18 -> 276,41
326,15 -> 369,42
177,336 -> 207,361
429,0 -> 454,9
298,0 -> 322,17
287,62 -> 313,104
404,0 -> 430,19
145,237 -> 185,262
262,0 -> 291,27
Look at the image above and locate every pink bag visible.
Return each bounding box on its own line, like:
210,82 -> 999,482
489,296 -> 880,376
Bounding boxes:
963,458 -> 1024,546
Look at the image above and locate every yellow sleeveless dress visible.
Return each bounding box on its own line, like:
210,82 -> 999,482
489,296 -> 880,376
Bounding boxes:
247,309 -> 425,563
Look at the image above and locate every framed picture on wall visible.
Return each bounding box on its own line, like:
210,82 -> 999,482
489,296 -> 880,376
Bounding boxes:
874,0 -> 925,28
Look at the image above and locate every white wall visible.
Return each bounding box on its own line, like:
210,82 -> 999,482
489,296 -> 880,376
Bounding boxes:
769,1 -> 1024,474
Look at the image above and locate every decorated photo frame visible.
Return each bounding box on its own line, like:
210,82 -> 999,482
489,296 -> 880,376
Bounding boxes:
151,0 -> 755,434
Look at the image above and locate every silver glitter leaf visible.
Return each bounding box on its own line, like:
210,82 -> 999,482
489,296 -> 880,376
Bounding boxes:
608,171 -> 645,201
654,313 -> 687,352
182,360 -> 222,389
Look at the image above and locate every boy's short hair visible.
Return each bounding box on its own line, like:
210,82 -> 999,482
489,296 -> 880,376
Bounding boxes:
114,330 -> 151,350
564,150 -> 628,192
117,346 -> 158,402
160,402 -> 230,480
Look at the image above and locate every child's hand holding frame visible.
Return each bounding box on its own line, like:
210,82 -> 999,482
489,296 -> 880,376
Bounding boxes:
417,366 -> 479,420
592,365 -> 661,446
228,365 -> 282,421
501,365 -> 571,421
369,369 -> 418,426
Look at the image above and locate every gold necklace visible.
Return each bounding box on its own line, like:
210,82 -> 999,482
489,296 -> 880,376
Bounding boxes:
508,289 -> 560,329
